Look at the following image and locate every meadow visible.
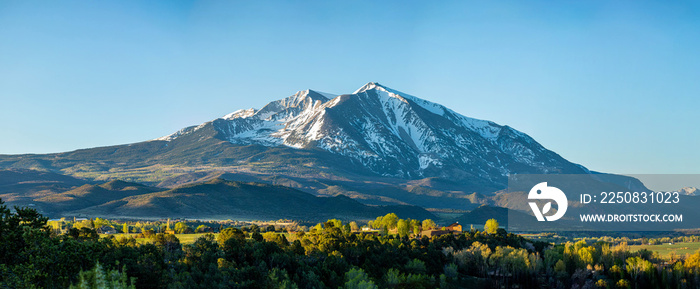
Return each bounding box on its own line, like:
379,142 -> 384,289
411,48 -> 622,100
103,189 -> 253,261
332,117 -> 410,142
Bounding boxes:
101,233 -> 220,245
630,241 -> 700,258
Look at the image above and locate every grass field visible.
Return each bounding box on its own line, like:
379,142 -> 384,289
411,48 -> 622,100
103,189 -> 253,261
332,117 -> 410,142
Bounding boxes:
630,242 -> 700,258
102,233 -> 219,245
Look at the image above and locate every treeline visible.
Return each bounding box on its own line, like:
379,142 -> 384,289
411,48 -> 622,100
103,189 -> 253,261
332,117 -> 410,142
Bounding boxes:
5,199 -> 700,288
572,235 -> 700,246
0,200 -> 532,288
48,218 -> 254,235
531,233 -> 700,247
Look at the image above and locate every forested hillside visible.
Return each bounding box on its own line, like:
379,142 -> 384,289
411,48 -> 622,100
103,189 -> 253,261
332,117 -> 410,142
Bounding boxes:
2,200 -> 700,289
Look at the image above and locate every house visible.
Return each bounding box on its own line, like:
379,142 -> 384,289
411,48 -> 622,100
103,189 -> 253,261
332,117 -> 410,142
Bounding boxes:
199,227 -> 214,233
419,222 -> 463,238
421,229 -> 452,238
446,222 -> 462,232
97,226 -> 117,235
357,228 -> 381,236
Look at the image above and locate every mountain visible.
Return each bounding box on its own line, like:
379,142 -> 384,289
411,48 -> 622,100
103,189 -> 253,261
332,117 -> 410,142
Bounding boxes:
451,205 -> 509,227
49,179 -> 436,222
0,168 -> 87,187
0,82 -> 602,210
164,82 -> 587,183
36,180 -> 163,215
0,170 -> 436,221
0,169 -> 92,212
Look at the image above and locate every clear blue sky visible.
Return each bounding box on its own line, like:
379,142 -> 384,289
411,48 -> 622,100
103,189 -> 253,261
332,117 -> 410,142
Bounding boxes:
0,1 -> 698,174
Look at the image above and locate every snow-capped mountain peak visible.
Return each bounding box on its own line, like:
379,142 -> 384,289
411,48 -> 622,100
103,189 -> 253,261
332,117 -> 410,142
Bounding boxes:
353,82 -> 446,116
158,82 -> 586,180
353,82 -> 382,94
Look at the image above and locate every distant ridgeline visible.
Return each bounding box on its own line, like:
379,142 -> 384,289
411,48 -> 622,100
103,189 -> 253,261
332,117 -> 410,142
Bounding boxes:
0,169 -> 435,221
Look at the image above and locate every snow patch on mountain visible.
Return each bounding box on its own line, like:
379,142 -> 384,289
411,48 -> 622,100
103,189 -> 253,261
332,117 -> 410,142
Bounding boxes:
155,123 -> 207,141
419,154 -> 442,169
223,109 -> 256,120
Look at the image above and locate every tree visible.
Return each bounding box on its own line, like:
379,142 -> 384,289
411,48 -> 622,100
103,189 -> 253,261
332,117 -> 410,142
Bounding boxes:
626,256 -> 652,282
217,227 -> 246,245
141,228 -> 155,239
685,250 -> 700,270
409,219 -> 421,235
327,219 -> 343,229
382,213 -> 399,230
485,218 -> 499,234
69,262 -> 135,289
396,219 -> 410,237
405,259 -> 426,274
344,267 -> 377,289
349,221 -> 360,232
369,216 -> 383,229
577,246 -> 595,267
49,220 -> 62,234
122,223 -> 129,234
196,225 -> 210,233
0,198 -> 50,266
93,217 -> 109,229
554,260 -> 566,277
154,233 -> 181,254
74,219 -> 94,230
422,219 -> 436,230
173,222 -> 192,234
263,232 -> 289,247
443,263 -> 458,279
268,268 -> 299,289
252,231 -> 263,242
616,279 -> 630,289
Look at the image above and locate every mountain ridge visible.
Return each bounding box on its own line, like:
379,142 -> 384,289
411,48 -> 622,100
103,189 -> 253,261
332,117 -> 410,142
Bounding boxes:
158,82 -> 588,182
10,174 -> 437,221
0,82 -> 630,210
